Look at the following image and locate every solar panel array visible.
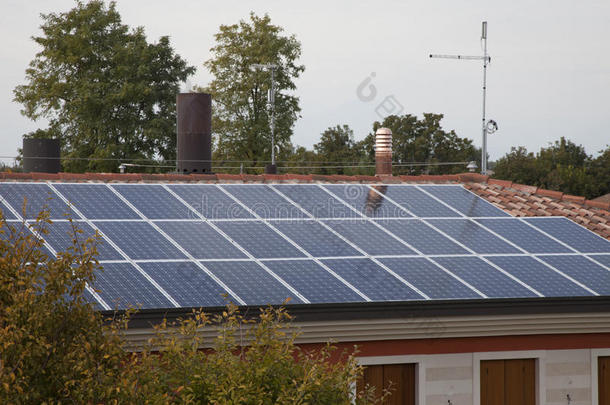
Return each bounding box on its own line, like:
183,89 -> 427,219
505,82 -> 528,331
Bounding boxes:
1,182 -> 609,310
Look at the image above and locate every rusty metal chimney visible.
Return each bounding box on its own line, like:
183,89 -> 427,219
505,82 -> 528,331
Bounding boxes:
375,127 -> 392,176
176,93 -> 212,174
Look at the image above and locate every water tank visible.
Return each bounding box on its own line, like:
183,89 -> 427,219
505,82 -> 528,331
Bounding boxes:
22,138 -> 61,173
176,93 -> 212,173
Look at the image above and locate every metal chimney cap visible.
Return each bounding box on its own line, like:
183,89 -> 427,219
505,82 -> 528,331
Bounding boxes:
375,128 -> 392,135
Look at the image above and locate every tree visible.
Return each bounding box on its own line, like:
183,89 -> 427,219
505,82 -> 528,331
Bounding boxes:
492,146 -> 539,186
358,113 -> 479,175
14,1 -> 195,172
313,125 -> 363,174
204,13 -> 304,168
0,208 -> 383,403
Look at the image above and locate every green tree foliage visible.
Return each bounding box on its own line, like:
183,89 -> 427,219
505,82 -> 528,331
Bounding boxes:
14,1 -> 195,172
204,13 -> 304,167
0,207 -> 383,404
493,138 -> 609,199
357,113 -> 479,175
313,125 -> 365,174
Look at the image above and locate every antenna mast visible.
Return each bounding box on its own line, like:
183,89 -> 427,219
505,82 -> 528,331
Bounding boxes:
430,21 -> 494,174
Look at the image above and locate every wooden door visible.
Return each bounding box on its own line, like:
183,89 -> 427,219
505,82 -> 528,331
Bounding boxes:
600,356 -> 610,405
357,363 -> 415,405
481,359 -> 535,405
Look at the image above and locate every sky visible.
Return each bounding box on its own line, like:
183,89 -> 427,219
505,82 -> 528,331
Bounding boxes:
1,0 -> 609,167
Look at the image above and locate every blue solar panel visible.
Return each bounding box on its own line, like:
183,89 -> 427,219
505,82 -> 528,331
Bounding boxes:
486,256 -> 593,297
0,201 -> 17,219
264,260 -> 364,303
383,185 -> 460,217
433,256 -> 538,298
0,221 -> 54,258
321,258 -> 423,301
0,183 -> 74,220
322,220 -> 416,256
92,262 -> 174,309
204,261 -> 304,305
167,185 -> 253,219
83,289 -> 104,310
270,220 -> 361,257
419,185 -> 509,217
274,185 -> 360,218
375,219 -> 469,255
426,219 -> 520,254
214,221 -> 305,258
93,221 -> 187,260
54,184 -> 139,219
590,255 -> 610,268
42,220 -> 122,260
538,255 -> 610,295
380,257 -> 480,299
155,221 -> 246,259
475,218 -> 571,254
222,185 -> 305,218
524,217 -> 610,253
139,261 -> 230,307
322,185 -> 411,218
112,184 -> 193,219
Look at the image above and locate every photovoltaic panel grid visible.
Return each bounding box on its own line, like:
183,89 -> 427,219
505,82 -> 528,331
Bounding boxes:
1,182 -> 609,311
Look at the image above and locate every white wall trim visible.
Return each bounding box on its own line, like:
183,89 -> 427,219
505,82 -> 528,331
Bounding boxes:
473,350 -> 546,405
591,348 -> 610,405
357,354 -> 426,405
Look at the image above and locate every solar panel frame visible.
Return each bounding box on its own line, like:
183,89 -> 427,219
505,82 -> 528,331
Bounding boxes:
590,254 -> 610,268
222,184 -> 306,219
0,183 -> 75,220
112,184 -> 196,219
523,217 -> 610,254
380,185 -> 461,218
537,255 -> 610,295
374,219 -> 469,255
167,184 -> 254,219
41,220 -> 123,261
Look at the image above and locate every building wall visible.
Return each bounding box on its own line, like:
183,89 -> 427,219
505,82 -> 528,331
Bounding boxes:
359,347 -> 608,405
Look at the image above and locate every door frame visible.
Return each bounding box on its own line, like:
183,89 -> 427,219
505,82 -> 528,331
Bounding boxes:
357,355 -> 425,405
473,350 -> 545,405
591,348 -> 610,405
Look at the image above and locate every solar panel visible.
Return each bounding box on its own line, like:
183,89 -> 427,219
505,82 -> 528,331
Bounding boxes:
475,218 -> 571,254
222,185 -> 305,218
0,221 -> 54,258
321,258 -> 423,301
523,217 -> 610,253
112,184 -> 193,219
42,220 -> 122,260
590,255 -> 610,268
538,255 -> 610,295
433,256 -> 538,298
0,183 -> 74,220
167,185 -> 253,219
379,257 -> 480,299
382,185 -> 460,218
270,220 -> 361,257
139,261 -> 230,307
93,221 -> 187,260
54,184 -> 139,219
92,262 -> 174,309
486,256 -> 594,297
375,219 -> 469,255
0,201 -> 17,219
322,185 -> 411,218
426,219 -> 520,254
264,260 -> 364,303
155,221 -> 246,259
419,185 -> 509,217
203,261 -> 304,305
322,219 -> 417,256
214,220 -> 305,259
274,185 -> 361,218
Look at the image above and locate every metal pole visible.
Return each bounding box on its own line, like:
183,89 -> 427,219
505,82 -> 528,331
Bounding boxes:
270,67 -> 276,166
481,21 -> 488,174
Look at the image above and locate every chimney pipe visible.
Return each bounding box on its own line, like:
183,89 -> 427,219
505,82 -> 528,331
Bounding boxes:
22,138 -> 61,173
375,128 -> 392,176
176,93 -> 212,174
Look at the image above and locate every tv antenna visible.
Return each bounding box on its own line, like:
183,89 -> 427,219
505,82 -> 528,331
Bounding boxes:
430,21 -> 496,174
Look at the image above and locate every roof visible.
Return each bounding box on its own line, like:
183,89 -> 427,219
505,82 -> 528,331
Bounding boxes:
2,171 -> 609,240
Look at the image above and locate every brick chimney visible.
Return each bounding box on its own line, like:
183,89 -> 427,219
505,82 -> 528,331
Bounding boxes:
375,127 -> 392,176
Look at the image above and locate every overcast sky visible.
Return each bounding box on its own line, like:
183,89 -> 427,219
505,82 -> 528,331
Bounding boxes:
2,0 -> 609,166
